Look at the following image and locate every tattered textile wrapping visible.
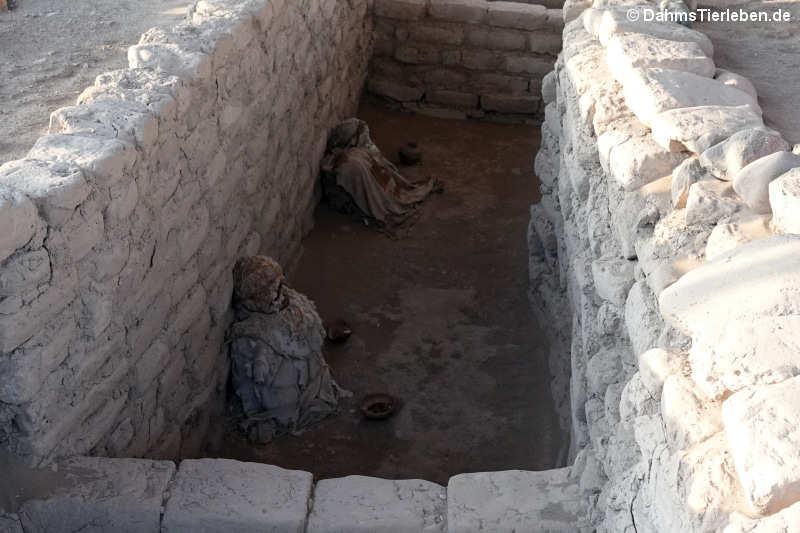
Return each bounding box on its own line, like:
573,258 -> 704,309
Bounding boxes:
321,118 -> 440,227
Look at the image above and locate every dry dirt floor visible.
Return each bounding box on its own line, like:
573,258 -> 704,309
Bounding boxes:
213,103 -> 565,485
0,0 -> 191,165
697,0 -> 800,144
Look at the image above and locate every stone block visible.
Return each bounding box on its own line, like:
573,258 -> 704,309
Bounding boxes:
427,90 -> 479,108
626,280 -> 663,356
481,94 -> 540,114
659,235 -> 800,339
622,68 -> 759,129
638,348 -> 683,397
447,469 -> 586,532
606,33 -> 714,81
661,374 -> 722,451
503,55 -> 552,76
0,159 -> 91,227
18,457 -> 175,533
705,212 -> 772,260
49,100 -> 158,154
407,22 -> 463,45
734,151 -> 800,214
723,377 -> 800,515
716,68 -> 758,100
472,72 -> 529,94
0,266 -> 78,355
162,459 -> 313,532
487,2 -> 547,30
651,105 -> 764,154
598,121 -> 687,191
27,134 -> 137,190
591,257 -> 635,306
367,77 -> 423,102
699,127 -> 789,181
588,7 -> 714,56
375,0 -> 428,20
684,179 -> 741,226
0,186 -> 41,265
429,0 -> 487,23
671,157 -> 710,208
771,168 -> 800,234
128,43 -> 212,80
307,476 -> 447,532
529,32 -> 562,54
0,249 -> 50,298
395,44 -> 441,64
692,315 -> 800,401
461,49 -> 502,71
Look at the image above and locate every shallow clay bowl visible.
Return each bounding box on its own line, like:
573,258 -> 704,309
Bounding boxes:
359,393 -> 396,420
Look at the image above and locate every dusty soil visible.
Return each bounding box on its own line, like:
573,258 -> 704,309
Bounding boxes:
697,0 -> 800,144
211,103 -> 564,485
0,0 -> 191,165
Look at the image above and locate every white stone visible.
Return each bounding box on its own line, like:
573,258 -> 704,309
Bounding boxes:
692,315 -> 800,400
638,348 -> 683,397
715,68 -> 758,100
27,134 -> 137,189
770,168 -> 800,234
307,476 -> 446,533
699,127 -> 790,181
684,179 -> 742,226
128,43 -> 212,80
606,33 -> 714,81
733,151 -> 800,214
0,159 -> 91,227
622,68 -> 759,128
587,7 -> 714,56
705,213 -> 772,260
49,101 -> 158,153
162,459 -> 312,532
723,377 -> 800,515
671,157 -> 710,208
17,457 -> 174,533
0,186 -> 41,264
447,469 -> 588,532
541,70 -> 557,104
651,105 -> 764,154
724,500 -> 800,532
661,374 -> 722,451
659,235 -> 800,339
0,249 -> 50,298
598,119 -> 687,191
626,280 -> 664,356
591,257 -> 635,306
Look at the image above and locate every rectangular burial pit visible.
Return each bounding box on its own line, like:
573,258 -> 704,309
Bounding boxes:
0,0 -> 571,525
211,102 -> 567,485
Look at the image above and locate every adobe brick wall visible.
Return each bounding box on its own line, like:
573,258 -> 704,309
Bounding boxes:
0,0 -> 372,465
368,0 -> 563,121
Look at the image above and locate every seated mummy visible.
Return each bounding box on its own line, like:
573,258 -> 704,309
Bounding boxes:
229,256 -> 346,443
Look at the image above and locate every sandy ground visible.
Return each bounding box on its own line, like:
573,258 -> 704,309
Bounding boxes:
0,0 -> 191,165
211,103 -> 565,485
697,0 -> 800,144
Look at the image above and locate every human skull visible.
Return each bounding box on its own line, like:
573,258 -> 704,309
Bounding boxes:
233,256 -> 288,314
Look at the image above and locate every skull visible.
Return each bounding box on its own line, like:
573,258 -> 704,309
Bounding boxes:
233,256 -> 288,314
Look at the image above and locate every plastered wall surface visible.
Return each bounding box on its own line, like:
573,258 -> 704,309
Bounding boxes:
0,0 -> 372,465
